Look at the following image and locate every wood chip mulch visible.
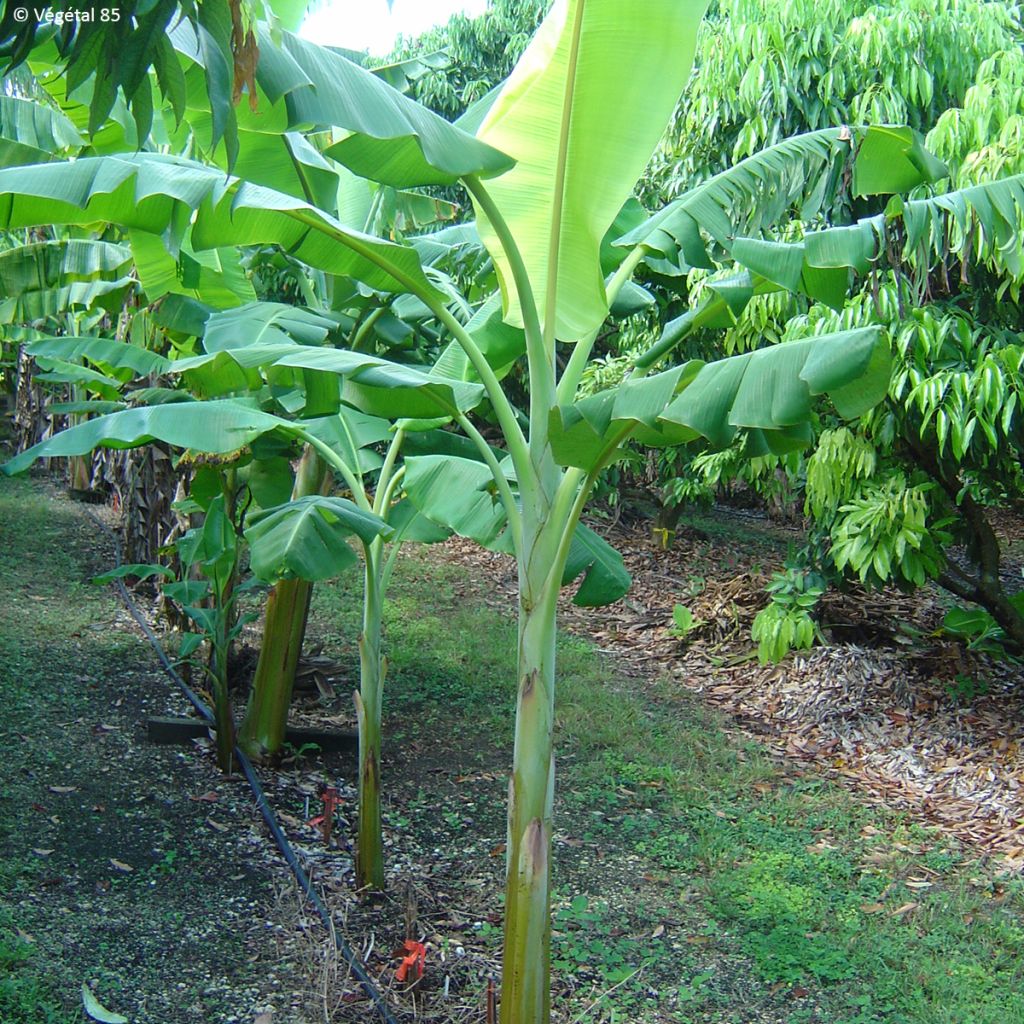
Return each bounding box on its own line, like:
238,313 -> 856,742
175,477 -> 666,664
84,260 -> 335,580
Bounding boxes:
436,509 -> 1024,870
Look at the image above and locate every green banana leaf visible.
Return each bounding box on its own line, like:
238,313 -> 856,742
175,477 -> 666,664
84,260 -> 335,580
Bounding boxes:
31,357 -> 125,402
25,335 -> 170,378
402,452 -> 632,606
403,454 -> 511,548
562,523 -> 630,607
430,292 -> 526,384
0,153 -> 442,301
201,302 -> 342,351
0,239 -> 130,295
270,348 -> 486,420
257,28 -> 514,188
550,327 -> 888,470
2,399 -> 293,476
0,94 -> 83,166
246,496 -> 393,582
472,0 -> 710,340
129,230 -> 257,308
617,126 -> 947,274
659,327 -> 889,449
726,173 -> 1024,302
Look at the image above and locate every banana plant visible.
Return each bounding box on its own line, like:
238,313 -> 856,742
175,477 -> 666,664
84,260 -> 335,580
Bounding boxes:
240,420 -> 451,888
0,5 -> 976,1018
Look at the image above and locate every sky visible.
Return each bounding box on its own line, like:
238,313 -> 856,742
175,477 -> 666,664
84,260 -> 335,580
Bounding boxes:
299,0 -> 489,56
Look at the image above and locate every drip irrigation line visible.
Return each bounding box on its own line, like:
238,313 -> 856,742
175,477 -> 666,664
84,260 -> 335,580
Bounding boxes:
84,508 -> 399,1024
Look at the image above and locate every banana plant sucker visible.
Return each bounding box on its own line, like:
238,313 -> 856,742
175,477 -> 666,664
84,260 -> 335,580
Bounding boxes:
238,445 -> 329,760
304,424 -> 409,890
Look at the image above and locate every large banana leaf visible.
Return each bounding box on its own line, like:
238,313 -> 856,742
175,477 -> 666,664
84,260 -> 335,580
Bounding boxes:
472,0 -> 710,340
402,452 -> 632,606
258,29 -> 513,189
129,230 -> 256,308
658,327 -> 889,450
31,358 -> 125,402
25,335 -> 171,377
562,523 -> 630,606
200,302 -> 342,351
1,399 -> 293,476
271,348 -> 486,420
0,95 -> 83,166
0,239 -> 131,297
727,173 -> 1024,299
0,238 -> 134,318
550,327 -> 889,470
246,496 -> 393,582
403,455 -> 511,549
617,126 -> 947,274
430,293 -> 526,384
0,153 -> 442,301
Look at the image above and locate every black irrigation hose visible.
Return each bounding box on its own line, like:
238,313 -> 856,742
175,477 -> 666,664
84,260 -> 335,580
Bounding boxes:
84,508 -> 400,1024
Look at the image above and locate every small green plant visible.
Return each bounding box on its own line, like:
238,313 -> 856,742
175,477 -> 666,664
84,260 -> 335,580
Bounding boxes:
751,567 -> 826,663
669,604 -> 705,640
943,672 -> 991,703
941,605 -> 1010,654
96,489 -> 257,772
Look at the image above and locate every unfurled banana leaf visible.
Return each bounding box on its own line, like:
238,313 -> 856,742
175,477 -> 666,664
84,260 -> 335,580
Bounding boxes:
403,454 -> 511,549
25,335 -> 170,377
549,327 -> 888,470
1,399 -> 292,476
618,126 -> 947,275
0,153 -> 442,300
245,496 -> 393,582
430,293 -> 526,384
256,29 -> 513,189
727,172 -> 1024,300
402,452 -> 631,606
200,302 -> 342,351
0,239 -> 130,295
562,523 -> 630,607
31,358 -> 125,402
270,348 -> 486,419
659,326 -> 889,449
129,230 -> 256,308
473,0 -> 710,340
0,95 -> 82,166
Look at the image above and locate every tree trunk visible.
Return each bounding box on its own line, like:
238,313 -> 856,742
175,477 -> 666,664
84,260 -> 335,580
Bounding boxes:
237,577 -> 313,757
500,536 -> 559,1024
239,447 -> 327,759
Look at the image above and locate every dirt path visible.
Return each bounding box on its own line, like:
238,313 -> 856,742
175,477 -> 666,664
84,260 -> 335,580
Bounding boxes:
0,477 -> 314,1024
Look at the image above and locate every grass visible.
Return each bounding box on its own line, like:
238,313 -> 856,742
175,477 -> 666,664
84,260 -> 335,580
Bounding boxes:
0,476 -> 116,1024
313,544 -> 1024,1024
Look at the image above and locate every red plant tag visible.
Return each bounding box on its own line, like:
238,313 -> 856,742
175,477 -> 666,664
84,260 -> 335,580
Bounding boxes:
394,940 -> 426,983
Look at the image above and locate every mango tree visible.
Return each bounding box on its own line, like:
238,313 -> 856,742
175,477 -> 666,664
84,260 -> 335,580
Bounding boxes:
0,5 -> 943,1018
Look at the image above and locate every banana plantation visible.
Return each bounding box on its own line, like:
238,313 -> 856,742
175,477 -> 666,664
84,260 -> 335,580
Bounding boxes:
2,1 -> 1024,1022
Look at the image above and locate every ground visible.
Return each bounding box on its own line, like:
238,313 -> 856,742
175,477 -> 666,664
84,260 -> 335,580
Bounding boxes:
2,475 -> 1024,1024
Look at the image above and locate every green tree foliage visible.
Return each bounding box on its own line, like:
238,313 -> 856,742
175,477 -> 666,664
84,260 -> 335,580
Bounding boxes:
387,0 -> 548,119
644,0 -> 1023,205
